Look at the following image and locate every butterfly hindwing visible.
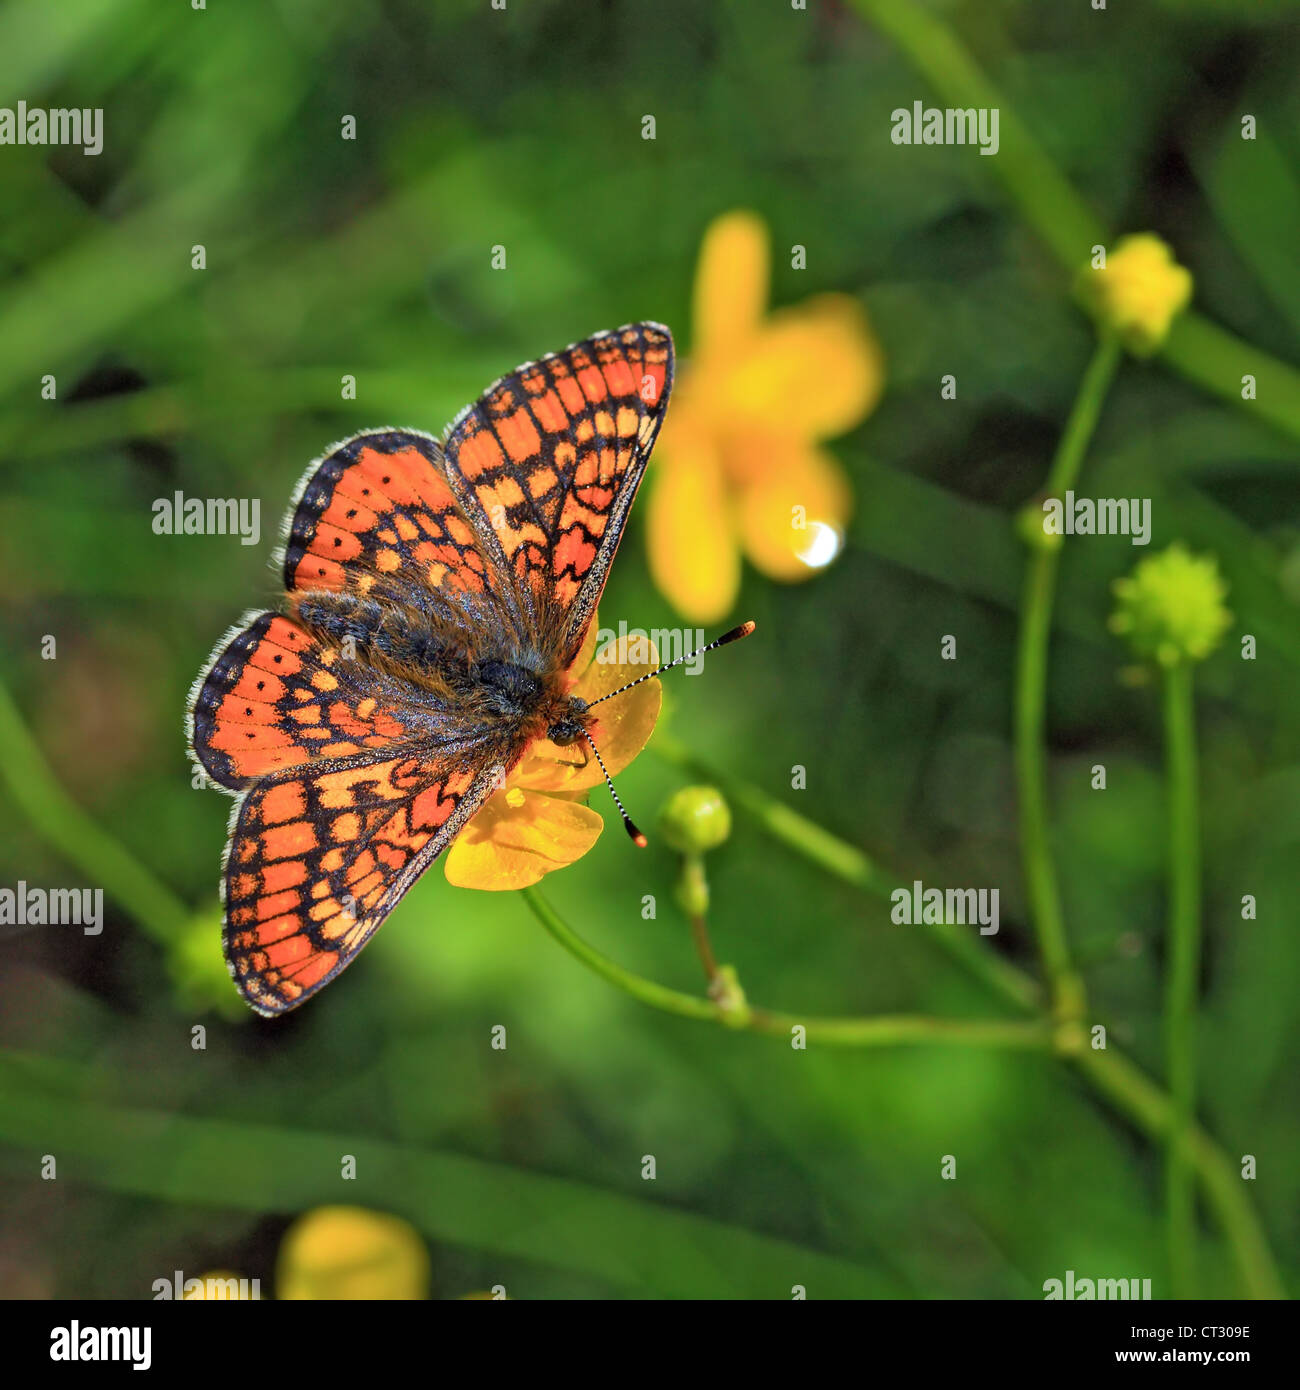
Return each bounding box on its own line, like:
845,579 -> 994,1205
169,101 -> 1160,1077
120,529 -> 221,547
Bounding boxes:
222,754 -> 503,1015
442,321 -> 673,662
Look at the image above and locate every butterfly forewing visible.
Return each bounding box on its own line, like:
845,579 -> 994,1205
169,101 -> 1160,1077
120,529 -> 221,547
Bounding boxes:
442,321 -> 673,662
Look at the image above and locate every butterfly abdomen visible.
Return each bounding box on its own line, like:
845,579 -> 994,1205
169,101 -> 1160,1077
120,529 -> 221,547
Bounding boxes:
294,590 -> 453,671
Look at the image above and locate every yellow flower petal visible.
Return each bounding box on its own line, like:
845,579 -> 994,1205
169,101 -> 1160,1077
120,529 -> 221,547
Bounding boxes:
565,607 -> 602,686
648,422 -> 741,623
444,788 -> 604,890
717,294 -> 883,441
693,209 -> 769,358
507,635 -> 660,794
277,1207 -> 429,1301
735,438 -> 852,582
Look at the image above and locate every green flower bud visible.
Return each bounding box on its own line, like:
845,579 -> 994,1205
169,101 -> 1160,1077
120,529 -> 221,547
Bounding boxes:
1015,497 -> 1064,552
658,785 -> 732,854
1108,544 -> 1231,668
708,965 -> 751,1027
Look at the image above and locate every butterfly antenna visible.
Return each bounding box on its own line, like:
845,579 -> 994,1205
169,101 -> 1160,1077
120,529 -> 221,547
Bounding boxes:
585,621 -> 756,709
580,730 -> 648,846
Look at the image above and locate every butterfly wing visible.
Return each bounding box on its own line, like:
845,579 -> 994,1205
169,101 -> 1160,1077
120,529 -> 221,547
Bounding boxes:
223,753 -> 502,1015
441,321 -> 673,664
278,427 -> 522,626
189,611 -> 447,792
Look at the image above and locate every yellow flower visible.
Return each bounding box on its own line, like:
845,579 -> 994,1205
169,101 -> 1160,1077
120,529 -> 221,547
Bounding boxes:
443,617 -> 661,891
277,1206 -> 430,1300
648,209 -> 884,622
1077,233 -> 1193,356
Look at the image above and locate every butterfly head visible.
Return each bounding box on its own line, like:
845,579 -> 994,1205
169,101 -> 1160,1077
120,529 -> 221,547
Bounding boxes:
544,695 -> 590,747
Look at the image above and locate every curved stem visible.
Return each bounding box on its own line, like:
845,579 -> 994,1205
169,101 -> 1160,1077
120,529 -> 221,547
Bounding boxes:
1162,662 -> 1201,1297
518,886 -> 1050,1051
649,733 -> 1042,1015
0,677 -> 189,944
848,0 -> 1300,446
645,737 -> 1283,1298
1073,1048 -> 1279,1299
1014,335 -> 1122,1012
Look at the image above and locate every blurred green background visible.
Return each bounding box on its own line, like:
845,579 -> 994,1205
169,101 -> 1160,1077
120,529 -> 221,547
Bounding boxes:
1,0 -> 1299,1300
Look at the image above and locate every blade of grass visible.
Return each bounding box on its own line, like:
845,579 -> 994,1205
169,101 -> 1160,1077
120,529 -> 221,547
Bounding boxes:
0,1049 -> 896,1299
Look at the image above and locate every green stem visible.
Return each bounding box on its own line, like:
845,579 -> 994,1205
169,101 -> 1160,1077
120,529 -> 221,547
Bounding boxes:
1162,662 -> 1202,1297
689,915 -> 719,983
645,738 -> 1283,1298
0,663 -> 1280,1295
518,887 -> 1049,1051
1073,1048 -> 1279,1300
1014,335 -> 1122,1011
650,733 -> 1041,1015
848,0 -> 1300,446
0,676 -> 189,944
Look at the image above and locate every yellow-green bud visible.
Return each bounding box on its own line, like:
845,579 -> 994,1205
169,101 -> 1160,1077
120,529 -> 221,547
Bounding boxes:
1108,544 -> 1231,668
708,965 -> 751,1027
658,785 -> 732,854
1016,497 -> 1065,552
1077,233 -> 1192,356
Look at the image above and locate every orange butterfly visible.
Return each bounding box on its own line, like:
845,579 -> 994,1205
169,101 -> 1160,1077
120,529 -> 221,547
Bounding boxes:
188,323 -> 749,1016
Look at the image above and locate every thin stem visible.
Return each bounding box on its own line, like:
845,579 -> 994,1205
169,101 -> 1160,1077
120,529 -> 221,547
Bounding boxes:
689,916 -> 719,983
847,0 -> 1300,447
645,736 -> 1284,1299
1014,335 -> 1122,1011
649,733 -> 1042,1015
0,676 -> 189,944
1073,1048 -> 1280,1300
518,887 -> 1050,1052
1162,661 -> 1201,1297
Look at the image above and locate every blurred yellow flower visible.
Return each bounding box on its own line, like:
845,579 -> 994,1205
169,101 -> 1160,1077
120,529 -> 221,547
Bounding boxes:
1078,233 -> 1193,356
277,1206 -> 430,1300
648,209 -> 884,621
444,617 -> 661,891
182,1270 -> 257,1300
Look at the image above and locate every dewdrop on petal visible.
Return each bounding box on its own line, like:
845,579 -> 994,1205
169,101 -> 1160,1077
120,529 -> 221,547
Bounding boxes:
1078,233 -> 1192,356
1108,544 -> 1231,668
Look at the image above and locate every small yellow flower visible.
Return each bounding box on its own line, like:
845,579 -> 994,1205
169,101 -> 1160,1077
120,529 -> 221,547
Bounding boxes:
277,1206 -> 430,1300
648,210 -> 884,621
1109,544 -> 1231,667
443,617 -> 661,891
1078,233 -> 1193,355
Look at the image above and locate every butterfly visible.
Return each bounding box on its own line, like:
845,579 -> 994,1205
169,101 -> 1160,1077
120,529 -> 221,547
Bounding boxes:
187,323 -> 685,1016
